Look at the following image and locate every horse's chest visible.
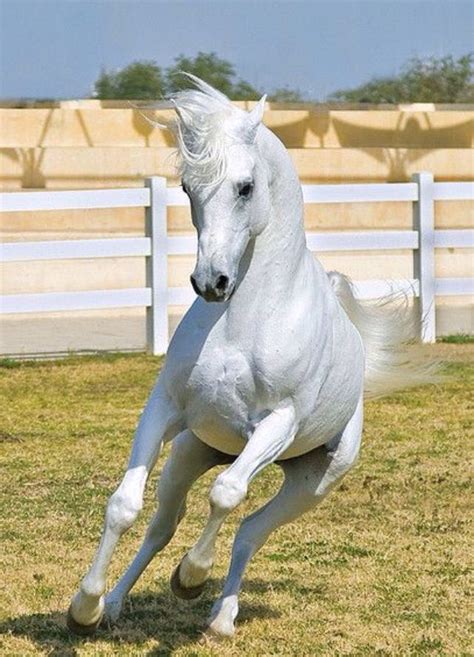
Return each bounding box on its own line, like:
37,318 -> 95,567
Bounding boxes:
180,343 -> 259,451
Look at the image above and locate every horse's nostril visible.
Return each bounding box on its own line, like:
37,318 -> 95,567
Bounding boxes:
190,275 -> 201,295
215,274 -> 229,292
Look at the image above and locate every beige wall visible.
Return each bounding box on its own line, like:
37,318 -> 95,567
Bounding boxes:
1,106 -> 473,188
1,104 -> 473,355
1,105 -> 473,148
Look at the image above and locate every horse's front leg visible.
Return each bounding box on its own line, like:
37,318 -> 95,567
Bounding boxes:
104,431 -> 233,623
67,381 -> 182,635
171,401 -> 297,600
207,396 -> 364,638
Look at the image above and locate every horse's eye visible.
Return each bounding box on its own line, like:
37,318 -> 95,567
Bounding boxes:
238,182 -> 253,198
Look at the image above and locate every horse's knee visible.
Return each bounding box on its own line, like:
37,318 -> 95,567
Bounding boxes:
106,488 -> 142,534
335,443 -> 360,472
105,466 -> 148,534
312,444 -> 360,499
325,409 -> 363,484
210,472 -> 247,513
328,438 -> 361,478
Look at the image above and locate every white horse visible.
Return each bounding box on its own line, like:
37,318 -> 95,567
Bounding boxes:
67,76 -> 430,639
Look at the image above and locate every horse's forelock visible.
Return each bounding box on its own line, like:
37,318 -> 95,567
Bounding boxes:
170,83 -> 245,188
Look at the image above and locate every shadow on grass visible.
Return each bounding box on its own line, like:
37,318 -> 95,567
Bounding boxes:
0,577 -> 313,656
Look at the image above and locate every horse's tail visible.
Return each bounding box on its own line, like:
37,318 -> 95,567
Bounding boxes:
328,271 -> 439,399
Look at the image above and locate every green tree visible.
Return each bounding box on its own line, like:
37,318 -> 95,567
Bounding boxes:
232,79 -> 262,101
166,52 -> 234,96
94,68 -> 116,99
94,61 -> 165,100
329,53 -> 474,104
92,52 -> 305,102
166,51 -> 261,100
269,87 -> 305,103
403,54 -> 473,102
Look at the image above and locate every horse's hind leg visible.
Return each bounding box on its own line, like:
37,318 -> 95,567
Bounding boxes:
207,397 -> 363,638
104,430 -> 232,622
67,382 -> 182,635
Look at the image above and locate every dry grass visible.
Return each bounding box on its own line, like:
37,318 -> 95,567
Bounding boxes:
0,345 -> 472,656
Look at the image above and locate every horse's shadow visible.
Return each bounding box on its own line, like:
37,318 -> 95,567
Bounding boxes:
0,577 -> 318,656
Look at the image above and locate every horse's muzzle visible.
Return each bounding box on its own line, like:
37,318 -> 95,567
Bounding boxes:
190,274 -> 235,302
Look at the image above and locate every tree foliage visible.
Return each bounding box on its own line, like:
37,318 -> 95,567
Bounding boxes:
329,54 -> 474,104
268,87 -> 305,103
166,51 -> 262,100
93,51 -> 302,102
94,61 -> 165,100
94,52 -> 473,105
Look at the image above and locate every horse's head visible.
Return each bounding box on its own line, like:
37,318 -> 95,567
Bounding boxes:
171,76 -> 270,302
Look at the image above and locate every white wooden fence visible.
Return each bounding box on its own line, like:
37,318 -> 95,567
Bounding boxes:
1,172 -> 473,355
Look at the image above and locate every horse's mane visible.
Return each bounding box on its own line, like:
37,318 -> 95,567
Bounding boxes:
169,75 -> 236,187
169,74 -> 244,188
140,74 -> 262,187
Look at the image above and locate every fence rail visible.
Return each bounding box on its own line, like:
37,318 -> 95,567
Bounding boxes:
1,173 -> 473,354
0,187 -> 151,212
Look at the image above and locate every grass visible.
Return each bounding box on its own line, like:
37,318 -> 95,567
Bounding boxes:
438,334 -> 473,345
0,345 -> 472,656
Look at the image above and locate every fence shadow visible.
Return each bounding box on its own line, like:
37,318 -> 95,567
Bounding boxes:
271,109 -> 473,182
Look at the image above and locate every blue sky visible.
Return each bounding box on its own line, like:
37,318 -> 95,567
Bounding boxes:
0,0 -> 472,100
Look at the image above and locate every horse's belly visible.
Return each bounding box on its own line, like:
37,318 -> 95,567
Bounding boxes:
189,415 -> 248,455
279,348 -> 364,459
185,396 -> 252,455
189,392 -> 357,460
184,365 -> 361,460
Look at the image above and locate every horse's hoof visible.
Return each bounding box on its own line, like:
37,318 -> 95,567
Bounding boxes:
202,623 -> 235,642
170,562 -> 207,600
66,606 -> 103,636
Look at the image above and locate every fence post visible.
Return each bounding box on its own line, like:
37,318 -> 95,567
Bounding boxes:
412,172 -> 436,343
145,176 -> 168,355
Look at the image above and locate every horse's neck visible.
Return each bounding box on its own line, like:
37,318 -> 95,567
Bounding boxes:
257,128 -> 307,265
228,128 -> 310,319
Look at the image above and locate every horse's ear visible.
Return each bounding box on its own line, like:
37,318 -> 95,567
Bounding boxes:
246,95 -> 267,142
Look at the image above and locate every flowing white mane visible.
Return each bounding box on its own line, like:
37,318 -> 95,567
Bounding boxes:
170,74 -> 247,188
